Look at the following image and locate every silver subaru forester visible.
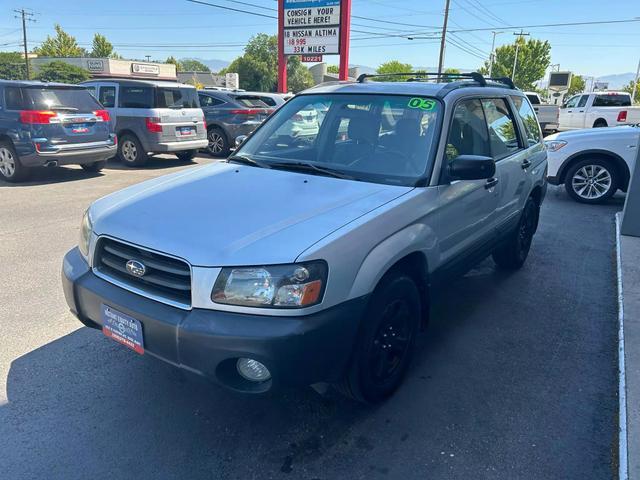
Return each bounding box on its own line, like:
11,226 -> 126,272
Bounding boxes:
62,73 -> 547,403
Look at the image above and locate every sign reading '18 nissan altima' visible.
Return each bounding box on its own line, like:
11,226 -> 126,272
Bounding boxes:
283,0 -> 341,55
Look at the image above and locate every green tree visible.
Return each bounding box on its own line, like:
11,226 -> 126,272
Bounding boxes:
165,56 -> 180,68
622,79 -> 640,104
35,61 -> 91,83
222,34 -> 313,92
375,60 -> 413,81
478,37 -> 551,90
567,74 -> 586,96
442,67 -> 461,82
287,55 -> 314,92
0,52 -> 27,80
90,33 -> 117,58
327,65 -> 339,74
179,59 -> 211,72
33,24 -> 85,57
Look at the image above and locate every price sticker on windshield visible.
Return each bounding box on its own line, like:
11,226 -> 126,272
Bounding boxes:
408,98 -> 437,111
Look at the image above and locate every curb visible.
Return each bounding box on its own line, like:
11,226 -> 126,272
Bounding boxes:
616,212 -> 629,480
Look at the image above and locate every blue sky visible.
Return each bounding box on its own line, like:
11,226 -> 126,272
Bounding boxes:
1,0 -> 639,77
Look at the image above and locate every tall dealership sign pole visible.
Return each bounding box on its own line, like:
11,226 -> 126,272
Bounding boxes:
278,0 -> 349,92
338,0 -> 352,81
278,0 -> 287,93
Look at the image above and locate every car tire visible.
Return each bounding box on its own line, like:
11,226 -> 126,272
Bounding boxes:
176,150 -> 197,162
564,157 -> 618,204
336,272 -> 421,403
593,119 -> 608,128
493,197 -> 538,270
117,134 -> 148,167
80,160 -> 107,172
0,140 -> 30,183
207,127 -> 229,157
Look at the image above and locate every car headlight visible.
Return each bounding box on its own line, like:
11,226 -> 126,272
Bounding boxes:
79,209 -> 93,259
211,261 -> 327,308
544,140 -> 567,152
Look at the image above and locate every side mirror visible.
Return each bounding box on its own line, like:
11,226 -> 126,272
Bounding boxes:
235,135 -> 248,147
448,155 -> 495,181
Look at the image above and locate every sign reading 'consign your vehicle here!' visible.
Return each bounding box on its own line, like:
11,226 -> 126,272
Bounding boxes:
283,0 -> 341,55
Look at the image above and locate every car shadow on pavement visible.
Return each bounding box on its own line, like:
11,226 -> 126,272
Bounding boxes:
0,166 -> 104,187
0,261 -> 522,480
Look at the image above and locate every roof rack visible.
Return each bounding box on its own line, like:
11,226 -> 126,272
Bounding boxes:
486,77 -> 517,89
356,71 -> 487,86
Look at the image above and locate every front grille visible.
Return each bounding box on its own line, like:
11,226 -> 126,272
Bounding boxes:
94,237 -> 191,307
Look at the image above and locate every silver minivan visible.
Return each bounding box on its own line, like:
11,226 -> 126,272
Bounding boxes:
82,79 -> 208,166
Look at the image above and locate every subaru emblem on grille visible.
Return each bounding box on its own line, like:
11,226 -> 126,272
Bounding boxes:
126,259 -> 146,277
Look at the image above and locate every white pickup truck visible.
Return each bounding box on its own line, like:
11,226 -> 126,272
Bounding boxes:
558,91 -> 640,131
525,92 -> 559,133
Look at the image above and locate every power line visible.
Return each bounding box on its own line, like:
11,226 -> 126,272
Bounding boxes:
185,0 -> 277,19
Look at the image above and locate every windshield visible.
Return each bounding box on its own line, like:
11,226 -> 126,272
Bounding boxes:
236,94 -> 442,186
22,87 -> 102,112
156,87 -> 199,108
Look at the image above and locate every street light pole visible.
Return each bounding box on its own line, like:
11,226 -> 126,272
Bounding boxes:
488,31 -> 503,78
512,29 -> 530,80
437,0 -> 451,77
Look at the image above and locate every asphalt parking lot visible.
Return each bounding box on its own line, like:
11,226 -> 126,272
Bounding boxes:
0,158 -> 623,480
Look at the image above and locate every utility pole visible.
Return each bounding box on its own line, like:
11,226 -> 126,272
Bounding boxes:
488,31 -> 503,78
437,0 -> 451,77
145,55 -> 151,62
512,29 -> 530,80
13,8 -> 35,80
632,57 -> 640,105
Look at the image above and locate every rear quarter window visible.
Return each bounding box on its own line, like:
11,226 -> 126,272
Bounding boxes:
156,88 -> 199,108
119,86 -> 154,108
4,87 -> 24,110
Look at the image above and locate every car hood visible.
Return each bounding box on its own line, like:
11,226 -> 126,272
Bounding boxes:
547,125 -> 640,141
91,162 -> 413,266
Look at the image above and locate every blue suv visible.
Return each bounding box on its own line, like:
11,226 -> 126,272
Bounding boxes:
0,80 -> 117,182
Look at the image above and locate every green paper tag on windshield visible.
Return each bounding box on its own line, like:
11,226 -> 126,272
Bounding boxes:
408,98 -> 436,111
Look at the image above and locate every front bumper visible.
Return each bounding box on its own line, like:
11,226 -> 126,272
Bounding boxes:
153,138 -> 208,153
62,247 -> 367,393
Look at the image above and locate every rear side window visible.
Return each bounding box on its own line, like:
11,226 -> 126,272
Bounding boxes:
593,94 -> 631,107
119,86 -> 154,108
98,86 -> 116,108
481,98 -> 521,160
577,95 -> 589,108
511,96 -> 541,146
4,87 -> 24,110
199,94 -> 225,107
21,87 -> 101,112
445,99 -> 491,161
525,94 -> 540,105
156,87 -> 199,108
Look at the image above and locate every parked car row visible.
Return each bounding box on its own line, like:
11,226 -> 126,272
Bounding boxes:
0,79 -> 291,182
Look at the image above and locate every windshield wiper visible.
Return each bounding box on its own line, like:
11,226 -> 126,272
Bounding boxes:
268,161 -> 355,180
227,155 -> 270,169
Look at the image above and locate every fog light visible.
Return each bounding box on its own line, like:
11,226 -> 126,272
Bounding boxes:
236,358 -> 271,382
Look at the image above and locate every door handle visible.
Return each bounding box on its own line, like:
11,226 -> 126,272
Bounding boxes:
485,177 -> 499,189
578,110 -> 585,113
521,159 -> 532,169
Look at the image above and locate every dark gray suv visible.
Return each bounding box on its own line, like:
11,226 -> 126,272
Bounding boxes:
0,80 -> 116,182
198,90 -> 272,157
